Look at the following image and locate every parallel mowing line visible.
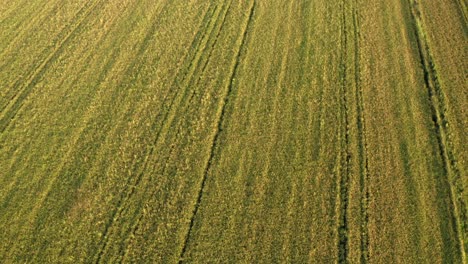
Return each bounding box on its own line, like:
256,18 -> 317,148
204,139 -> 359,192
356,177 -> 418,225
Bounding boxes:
0,0 -> 34,25
177,1 -> 257,263
94,2 -> 233,262
0,0 -> 65,62
338,0 -> 351,263
0,0 -> 51,59
454,0 -> 468,30
351,1 -> 370,263
408,0 -> 466,262
91,1 -> 194,262
23,0 -> 140,249
0,0 -> 104,135
115,1 -> 234,261
280,1 -> 299,259
117,1 -> 236,261
0,0 -> 96,102
0,0 -> 110,223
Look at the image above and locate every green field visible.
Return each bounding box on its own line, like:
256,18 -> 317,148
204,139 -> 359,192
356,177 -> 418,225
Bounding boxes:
0,0 -> 466,263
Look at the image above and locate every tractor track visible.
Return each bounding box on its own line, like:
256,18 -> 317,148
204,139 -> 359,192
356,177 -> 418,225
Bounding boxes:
352,1 -> 370,263
337,0 -> 351,262
407,0 -> 466,261
116,1 -> 236,262
0,0 -> 56,59
18,0 -> 137,234
0,0 -> 105,135
177,1 -> 257,263
93,1 -> 235,262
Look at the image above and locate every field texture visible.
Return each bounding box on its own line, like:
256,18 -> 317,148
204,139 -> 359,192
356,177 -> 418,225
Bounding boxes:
0,0 -> 466,263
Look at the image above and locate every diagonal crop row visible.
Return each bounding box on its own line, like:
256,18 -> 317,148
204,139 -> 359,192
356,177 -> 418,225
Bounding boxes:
177,1 -> 257,263
115,1 -> 237,261
117,1 -> 238,261
407,0 -> 466,261
351,0 -> 370,263
454,0 -> 468,29
0,0 -> 105,135
18,1 -> 142,254
0,0 -> 63,61
92,2 -> 236,262
337,0 -> 351,263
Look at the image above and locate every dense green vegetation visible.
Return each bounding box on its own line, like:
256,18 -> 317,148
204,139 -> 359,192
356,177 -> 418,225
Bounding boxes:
0,0 -> 466,263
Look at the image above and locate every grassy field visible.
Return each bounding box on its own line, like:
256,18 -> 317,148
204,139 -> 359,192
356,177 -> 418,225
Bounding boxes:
0,0 -> 466,263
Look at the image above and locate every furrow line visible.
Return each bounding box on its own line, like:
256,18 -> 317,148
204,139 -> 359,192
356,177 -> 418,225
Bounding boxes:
94,2 -> 232,262
1,0 -> 158,210
0,0 -> 32,25
408,0 -> 466,261
454,0 -> 468,30
177,1 -> 257,263
282,2 -> 300,259
0,0 -> 97,106
22,26 -> 128,234
117,1 -> 235,260
352,1 -> 370,263
0,0 -> 61,60
0,0 -> 104,135
91,2 -> 198,262
338,1 -> 351,263
196,0 -> 234,77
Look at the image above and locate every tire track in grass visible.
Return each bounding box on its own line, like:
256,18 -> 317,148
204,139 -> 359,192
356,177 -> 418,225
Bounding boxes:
93,2 -> 234,262
116,1 -> 236,261
177,1 -> 256,262
110,1 -> 233,261
0,0 -> 33,25
279,1 -> 301,260
0,0 -> 64,60
17,0 -> 142,253
0,0 -> 50,56
407,0 -> 466,261
0,0 -> 105,135
351,1 -> 370,263
453,0 -> 468,30
90,1 -> 196,261
0,0 -> 85,110
338,0 -> 351,262
0,0 -> 158,211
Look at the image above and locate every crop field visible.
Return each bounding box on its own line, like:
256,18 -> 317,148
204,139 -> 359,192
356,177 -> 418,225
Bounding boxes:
0,0 -> 466,263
